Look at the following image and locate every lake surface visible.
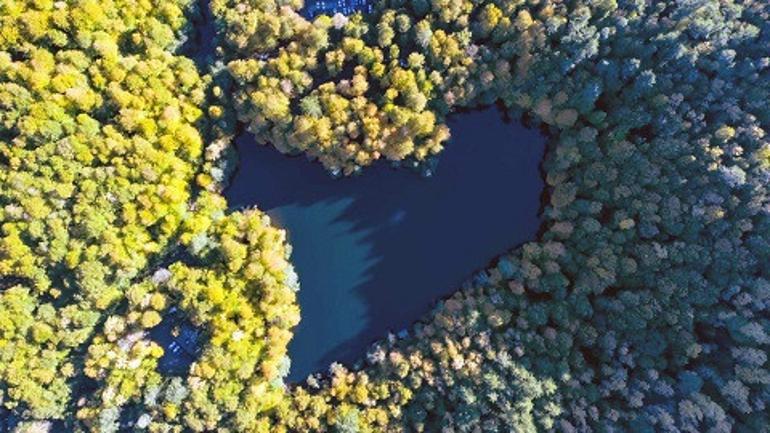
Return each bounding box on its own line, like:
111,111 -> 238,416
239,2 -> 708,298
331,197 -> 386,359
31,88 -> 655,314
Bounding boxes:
225,107 -> 545,382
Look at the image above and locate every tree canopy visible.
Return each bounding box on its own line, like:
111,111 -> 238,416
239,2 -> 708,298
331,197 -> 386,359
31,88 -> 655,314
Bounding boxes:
1,0 -> 769,432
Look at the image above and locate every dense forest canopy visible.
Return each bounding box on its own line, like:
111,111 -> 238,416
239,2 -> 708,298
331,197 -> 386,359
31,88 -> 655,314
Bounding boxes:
1,0 -> 769,432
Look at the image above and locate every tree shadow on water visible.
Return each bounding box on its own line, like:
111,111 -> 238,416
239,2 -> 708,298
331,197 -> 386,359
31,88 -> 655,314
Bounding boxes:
224,106 -> 546,382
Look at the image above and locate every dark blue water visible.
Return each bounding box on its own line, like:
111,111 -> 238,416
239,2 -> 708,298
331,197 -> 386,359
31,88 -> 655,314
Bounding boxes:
225,107 -> 545,382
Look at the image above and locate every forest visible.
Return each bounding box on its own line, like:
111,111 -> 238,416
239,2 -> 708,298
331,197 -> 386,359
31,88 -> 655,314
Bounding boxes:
1,0 -> 769,432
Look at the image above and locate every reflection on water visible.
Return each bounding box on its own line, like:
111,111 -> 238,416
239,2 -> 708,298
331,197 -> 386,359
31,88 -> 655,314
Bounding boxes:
225,107 -> 545,382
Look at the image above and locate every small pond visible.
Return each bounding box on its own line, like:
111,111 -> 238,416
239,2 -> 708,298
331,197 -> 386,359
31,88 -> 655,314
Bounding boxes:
226,107 -> 545,381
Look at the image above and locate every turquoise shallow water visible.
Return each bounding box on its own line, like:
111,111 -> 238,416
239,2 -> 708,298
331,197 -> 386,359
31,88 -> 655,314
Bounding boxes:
225,107 -> 545,382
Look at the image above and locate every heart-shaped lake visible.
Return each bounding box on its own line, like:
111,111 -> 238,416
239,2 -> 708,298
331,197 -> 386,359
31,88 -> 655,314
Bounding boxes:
225,107 -> 545,382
